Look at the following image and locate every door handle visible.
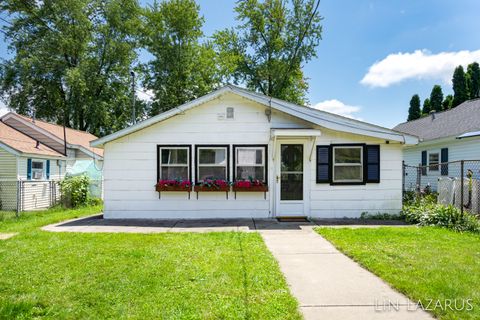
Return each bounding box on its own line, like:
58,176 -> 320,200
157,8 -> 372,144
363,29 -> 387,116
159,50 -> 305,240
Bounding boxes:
276,175 -> 280,183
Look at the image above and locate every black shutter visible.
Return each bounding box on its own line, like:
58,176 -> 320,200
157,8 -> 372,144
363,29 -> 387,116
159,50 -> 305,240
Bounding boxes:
365,145 -> 380,183
441,148 -> 448,176
421,151 -> 427,176
316,146 -> 331,183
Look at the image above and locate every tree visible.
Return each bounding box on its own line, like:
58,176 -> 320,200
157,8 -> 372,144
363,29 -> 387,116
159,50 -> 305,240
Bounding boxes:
442,94 -> 453,110
214,0 -> 323,105
466,62 -> 480,99
142,0 -> 219,115
429,85 -> 443,112
0,0 -> 143,136
422,98 -> 431,115
452,65 -> 469,108
407,94 -> 421,121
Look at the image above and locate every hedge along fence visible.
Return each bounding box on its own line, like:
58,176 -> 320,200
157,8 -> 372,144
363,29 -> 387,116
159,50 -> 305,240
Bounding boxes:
403,195 -> 480,233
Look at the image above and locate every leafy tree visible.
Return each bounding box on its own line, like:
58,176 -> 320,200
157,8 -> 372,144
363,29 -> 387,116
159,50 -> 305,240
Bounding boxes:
452,65 -> 469,108
442,94 -> 453,110
429,85 -> 443,112
407,94 -> 421,121
0,0 -> 143,136
214,0 -> 323,105
466,62 -> 480,99
142,0 -> 219,115
422,98 -> 431,115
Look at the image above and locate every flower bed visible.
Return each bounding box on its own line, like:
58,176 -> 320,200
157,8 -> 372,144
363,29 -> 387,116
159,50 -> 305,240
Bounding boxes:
194,179 -> 230,192
155,180 -> 191,192
232,180 -> 268,192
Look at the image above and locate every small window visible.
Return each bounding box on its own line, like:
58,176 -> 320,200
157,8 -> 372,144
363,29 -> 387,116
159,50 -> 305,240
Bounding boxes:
197,146 -> 228,181
234,146 -> 266,182
226,107 -> 234,119
158,146 -> 190,181
31,160 -> 44,180
332,146 -> 363,183
429,152 -> 439,171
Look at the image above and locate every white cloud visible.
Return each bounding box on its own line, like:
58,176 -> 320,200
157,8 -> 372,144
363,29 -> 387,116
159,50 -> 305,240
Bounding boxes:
311,99 -> 362,120
360,49 -> 480,87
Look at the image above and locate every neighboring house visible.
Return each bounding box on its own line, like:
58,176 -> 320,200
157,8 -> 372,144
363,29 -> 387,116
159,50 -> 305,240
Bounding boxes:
0,112 -> 103,180
92,85 -> 417,219
393,99 -> 480,191
0,121 -> 65,210
0,113 -> 103,210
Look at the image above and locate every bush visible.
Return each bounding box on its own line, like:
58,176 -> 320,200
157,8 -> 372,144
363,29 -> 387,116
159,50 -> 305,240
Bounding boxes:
403,197 -> 480,233
60,175 -> 91,208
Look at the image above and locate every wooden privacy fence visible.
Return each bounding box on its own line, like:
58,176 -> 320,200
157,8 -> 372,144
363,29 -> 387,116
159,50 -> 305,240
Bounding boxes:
403,160 -> 480,215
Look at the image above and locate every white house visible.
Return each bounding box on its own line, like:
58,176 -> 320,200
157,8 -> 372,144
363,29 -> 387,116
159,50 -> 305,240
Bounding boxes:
393,99 -> 480,191
91,85 -> 417,219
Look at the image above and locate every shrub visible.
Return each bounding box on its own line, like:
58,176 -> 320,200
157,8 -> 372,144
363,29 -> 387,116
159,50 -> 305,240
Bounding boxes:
403,198 -> 480,233
60,175 -> 90,208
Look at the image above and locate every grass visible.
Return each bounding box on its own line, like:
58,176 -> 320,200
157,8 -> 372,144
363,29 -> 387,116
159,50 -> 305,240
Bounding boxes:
0,207 -> 300,319
316,226 -> 480,320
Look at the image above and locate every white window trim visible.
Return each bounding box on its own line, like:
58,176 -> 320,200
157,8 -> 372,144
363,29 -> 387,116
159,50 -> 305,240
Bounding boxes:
428,150 -> 440,173
234,146 -> 266,181
197,147 -> 228,181
332,146 -> 363,183
159,147 -> 190,180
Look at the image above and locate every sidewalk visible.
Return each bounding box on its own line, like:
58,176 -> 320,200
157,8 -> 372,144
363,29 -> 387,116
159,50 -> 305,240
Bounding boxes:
260,226 -> 433,320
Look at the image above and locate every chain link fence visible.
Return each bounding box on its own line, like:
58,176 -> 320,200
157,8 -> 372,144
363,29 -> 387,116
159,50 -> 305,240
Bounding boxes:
0,179 -> 103,215
403,160 -> 480,215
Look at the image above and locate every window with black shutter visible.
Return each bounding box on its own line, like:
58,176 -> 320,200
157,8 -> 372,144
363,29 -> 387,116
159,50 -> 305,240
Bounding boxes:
316,144 -> 381,185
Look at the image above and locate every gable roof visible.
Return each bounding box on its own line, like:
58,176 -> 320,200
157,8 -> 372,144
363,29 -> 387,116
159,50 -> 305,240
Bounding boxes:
1,113 -> 103,157
91,85 -> 418,147
393,99 -> 480,141
0,122 -> 64,157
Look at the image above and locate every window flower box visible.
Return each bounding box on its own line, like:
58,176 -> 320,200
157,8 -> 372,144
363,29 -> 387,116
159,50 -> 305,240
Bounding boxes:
232,180 -> 268,192
194,179 -> 230,198
232,180 -> 268,199
155,180 -> 191,198
193,179 -> 230,192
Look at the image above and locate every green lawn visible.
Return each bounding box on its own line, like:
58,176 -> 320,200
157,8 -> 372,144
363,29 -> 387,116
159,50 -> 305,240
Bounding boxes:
316,227 -> 480,320
0,207 -> 300,319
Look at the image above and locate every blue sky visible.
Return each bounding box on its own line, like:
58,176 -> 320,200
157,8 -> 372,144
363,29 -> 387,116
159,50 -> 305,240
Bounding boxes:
2,0 -> 480,128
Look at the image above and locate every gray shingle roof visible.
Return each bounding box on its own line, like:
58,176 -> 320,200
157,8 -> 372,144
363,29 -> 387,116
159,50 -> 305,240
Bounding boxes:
393,99 -> 480,141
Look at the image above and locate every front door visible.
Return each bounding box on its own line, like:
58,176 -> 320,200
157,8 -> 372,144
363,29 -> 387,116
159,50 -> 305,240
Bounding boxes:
275,144 -> 305,216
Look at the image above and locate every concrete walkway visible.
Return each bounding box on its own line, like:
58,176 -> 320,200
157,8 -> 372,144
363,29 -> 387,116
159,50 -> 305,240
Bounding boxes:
260,226 -> 433,320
